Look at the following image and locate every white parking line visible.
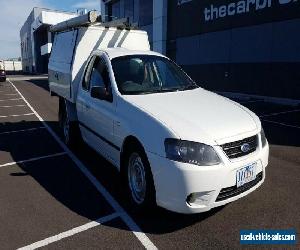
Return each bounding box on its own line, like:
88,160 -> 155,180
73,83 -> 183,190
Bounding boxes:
0,87 -> 14,91
262,119 -> 300,129
0,127 -> 45,135
8,76 -> 48,81
8,79 -> 157,250
0,113 -> 34,118
0,152 -> 67,168
3,93 -> 18,96
0,90 -> 15,93
260,109 -> 300,118
18,212 -> 120,250
0,98 -> 22,102
0,104 -> 26,108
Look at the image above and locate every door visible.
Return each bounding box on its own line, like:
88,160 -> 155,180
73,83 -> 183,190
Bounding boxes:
77,55 -> 95,138
77,55 -> 119,166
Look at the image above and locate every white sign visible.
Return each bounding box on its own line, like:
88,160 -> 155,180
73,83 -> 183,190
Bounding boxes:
204,0 -> 298,22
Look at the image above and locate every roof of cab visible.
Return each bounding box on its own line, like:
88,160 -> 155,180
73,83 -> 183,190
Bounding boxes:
99,48 -> 166,60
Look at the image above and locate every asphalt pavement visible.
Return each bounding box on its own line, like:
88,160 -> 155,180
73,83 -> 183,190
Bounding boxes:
0,75 -> 299,249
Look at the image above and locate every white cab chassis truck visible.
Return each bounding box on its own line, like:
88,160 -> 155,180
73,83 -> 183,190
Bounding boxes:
49,13 -> 269,214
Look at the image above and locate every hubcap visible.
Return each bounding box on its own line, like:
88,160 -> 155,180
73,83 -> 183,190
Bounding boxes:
128,153 -> 146,204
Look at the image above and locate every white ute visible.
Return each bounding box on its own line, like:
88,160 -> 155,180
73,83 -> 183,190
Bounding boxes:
49,12 -> 269,214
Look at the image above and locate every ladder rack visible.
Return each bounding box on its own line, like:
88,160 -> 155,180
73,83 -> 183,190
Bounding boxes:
100,18 -> 138,30
50,11 -> 138,33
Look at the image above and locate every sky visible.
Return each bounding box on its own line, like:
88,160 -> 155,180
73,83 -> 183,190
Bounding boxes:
0,0 -> 100,59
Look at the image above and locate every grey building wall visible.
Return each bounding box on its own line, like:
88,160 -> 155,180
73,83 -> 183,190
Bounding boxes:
20,8 -> 77,74
20,8 -> 44,73
33,27 -> 49,74
20,10 -> 35,73
153,0 -> 167,53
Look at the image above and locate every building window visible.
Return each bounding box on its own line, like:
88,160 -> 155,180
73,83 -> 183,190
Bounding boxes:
107,0 -> 152,25
124,0 -> 134,22
111,1 -> 121,20
139,0 -> 153,26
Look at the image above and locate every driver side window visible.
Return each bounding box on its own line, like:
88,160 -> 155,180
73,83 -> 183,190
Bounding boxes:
89,57 -> 110,90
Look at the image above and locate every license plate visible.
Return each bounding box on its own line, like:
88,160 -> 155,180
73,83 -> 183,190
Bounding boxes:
236,163 -> 256,188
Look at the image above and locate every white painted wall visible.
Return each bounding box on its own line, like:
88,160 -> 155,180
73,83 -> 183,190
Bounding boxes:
30,10 -> 78,69
41,43 -> 53,56
32,11 -> 78,30
4,61 -> 22,71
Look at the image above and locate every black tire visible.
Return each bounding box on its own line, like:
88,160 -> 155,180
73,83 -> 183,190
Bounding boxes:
59,99 -> 80,147
124,144 -> 156,211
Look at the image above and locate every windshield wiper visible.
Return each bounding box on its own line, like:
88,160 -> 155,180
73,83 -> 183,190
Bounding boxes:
123,89 -> 175,95
153,85 -> 198,93
159,87 -> 181,92
123,85 -> 198,95
179,84 -> 199,91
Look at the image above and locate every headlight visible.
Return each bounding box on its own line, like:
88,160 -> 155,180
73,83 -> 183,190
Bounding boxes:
164,139 -> 221,166
260,128 -> 267,148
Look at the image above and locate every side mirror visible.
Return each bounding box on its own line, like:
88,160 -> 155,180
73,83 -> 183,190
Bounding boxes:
91,86 -> 112,101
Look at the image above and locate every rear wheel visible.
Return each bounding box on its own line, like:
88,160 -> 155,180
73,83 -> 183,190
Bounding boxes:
125,145 -> 156,210
62,110 -> 71,145
59,99 -> 80,147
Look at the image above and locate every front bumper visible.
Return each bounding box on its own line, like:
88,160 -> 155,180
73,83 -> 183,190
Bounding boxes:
148,142 -> 269,214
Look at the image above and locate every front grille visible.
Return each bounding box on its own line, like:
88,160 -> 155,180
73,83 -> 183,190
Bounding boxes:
216,172 -> 263,202
221,135 -> 258,159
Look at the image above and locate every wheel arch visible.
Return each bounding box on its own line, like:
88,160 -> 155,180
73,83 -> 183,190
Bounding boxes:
59,97 -> 78,123
120,135 -> 150,174
120,135 -> 157,207
121,136 -> 144,166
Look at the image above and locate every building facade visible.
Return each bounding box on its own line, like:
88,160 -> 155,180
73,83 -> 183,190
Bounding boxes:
101,0 -> 168,53
101,0 -> 300,101
20,8 -> 77,74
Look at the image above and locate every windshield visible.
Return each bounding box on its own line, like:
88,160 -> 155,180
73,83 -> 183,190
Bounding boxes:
111,55 -> 198,95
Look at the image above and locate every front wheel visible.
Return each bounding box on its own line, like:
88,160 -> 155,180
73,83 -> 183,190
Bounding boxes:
125,147 -> 156,210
